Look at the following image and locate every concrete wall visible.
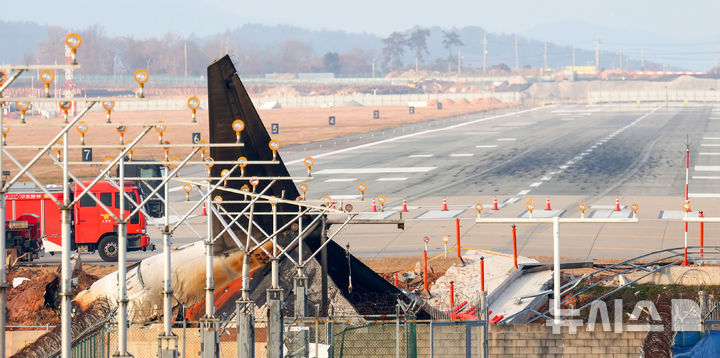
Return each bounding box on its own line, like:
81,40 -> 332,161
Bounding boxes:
588,90 -> 720,103
329,322 -> 646,357
488,325 -> 645,358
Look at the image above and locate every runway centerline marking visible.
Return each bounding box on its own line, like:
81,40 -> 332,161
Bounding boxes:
699,153 -> 720,156
694,166 -> 720,171
529,182 -> 543,187
475,145 -> 498,148
497,138 -> 517,141
325,178 -> 357,182
314,167 -> 436,175
450,153 -> 474,157
517,189 -> 531,195
692,176 -> 720,180
285,106 -> 549,165
377,177 -> 408,181
408,154 -> 433,158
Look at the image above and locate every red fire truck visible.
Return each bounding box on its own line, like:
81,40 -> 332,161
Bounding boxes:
5,181 -> 152,262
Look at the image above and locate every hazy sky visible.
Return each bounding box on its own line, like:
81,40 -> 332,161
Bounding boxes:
5,0 -> 719,41
5,0 -> 720,69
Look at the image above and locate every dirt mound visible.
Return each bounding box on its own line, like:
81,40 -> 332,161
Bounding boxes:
471,97 -> 503,105
455,98 -> 470,105
6,265 -> 100,326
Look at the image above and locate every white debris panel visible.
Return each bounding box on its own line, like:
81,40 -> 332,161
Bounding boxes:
428,250 -> 551,319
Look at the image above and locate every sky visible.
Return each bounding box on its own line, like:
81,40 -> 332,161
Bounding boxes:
5,0 -> 720,69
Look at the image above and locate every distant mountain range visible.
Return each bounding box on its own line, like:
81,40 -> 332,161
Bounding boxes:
0,20 -> 685,73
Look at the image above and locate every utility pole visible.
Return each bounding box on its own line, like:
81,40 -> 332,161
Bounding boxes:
184,42 -> 188,78
595,39 -> 600,71
457,49 -> 461,74
483,33 -> 488,73
572,45 -> 576,71
543,42 -> 548,71
714,56 -> 718,76
514,35 -> 519,71
641,48 -> 645,71
619,48 -> 623,72
372,58 -> 376,78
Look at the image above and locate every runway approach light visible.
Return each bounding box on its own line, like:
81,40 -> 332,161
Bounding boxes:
183,183 -> 192,201
58,101 -> 72,123
322,195 -> 332,207
204,157 -> 214,176
104,156 -> 113,167
221,169 -> 230,187
64,33 -> 82,65
155,121 -> 166,143
54,140 -> 63,160
15,101 -> 29,124
344,203 -> 353,212
169,156 -> 181,170
115,125 -> 127,145
1,123 -> 8,145
76,121 -> 88,145
578,202 -> 587,218
298,183 -> 309,199
161,140 -> 171,161
237,156 -> 248,176
213,195 -> 223,203
40,70 -> 54,98
102,101 -> 115,123
134,69 -> 149,98
232,119 -> 245,143
357,182 -> 367,201
269,140 -> 280,160
198,140 -> 208,160
249,177 -> 259,192
442,235 -> 450,257
377,195 -> 387,211
631,203 -> 639,218
187,96 -> 200,123
474,203 -> 483,218
304,156 -> 314,177
683,201 -> 691,213
0,70 -> 7,87
526,200 -> 535,216
126,140 -> 134,161
423,236 -> 430,251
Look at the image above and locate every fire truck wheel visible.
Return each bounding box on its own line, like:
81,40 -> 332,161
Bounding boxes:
98,235 -> 119,262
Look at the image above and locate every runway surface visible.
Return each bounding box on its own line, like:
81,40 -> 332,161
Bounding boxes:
34,103 -> 720,263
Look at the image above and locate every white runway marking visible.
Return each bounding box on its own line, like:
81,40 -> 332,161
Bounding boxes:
314,167 -> 436,175
497,138 -> 517,141
327,194 -> 362,200
415,210 -> 465,219
529,182 -> 543,187
286,107 -> 549,165
704,137 -> 720,140
699,153 -> 720,156
517,189 -> 531,195
692,176 -> 720,180
689,193 -> 720,198
658,210 -> 700,219
475,145 -> 498,148
505,197 -> 521,204
559,165 -> 568,169
519,209 -> 565,218
590,210 -> 632,219
408,154 -> 433,158
169,186 -> 184,192
450,153 -> 474,157
325,178 -> 357,182
377,177 -> 408,181
541,176 -> 552,181
355,211 -> 399,220
701,144 -> 720,147
694,166 -> 720,171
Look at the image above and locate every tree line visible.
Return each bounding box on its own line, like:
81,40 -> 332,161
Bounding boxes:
382,28 -> 464,73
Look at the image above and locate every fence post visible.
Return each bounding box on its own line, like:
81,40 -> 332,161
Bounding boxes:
456,218 -> 462,261
396,304 -> 401,358
512,225 -> 518,269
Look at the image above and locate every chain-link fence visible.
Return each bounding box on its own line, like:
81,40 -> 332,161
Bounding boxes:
59,317 -> 486,357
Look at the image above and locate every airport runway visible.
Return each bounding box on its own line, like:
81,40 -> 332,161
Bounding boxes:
35,103 -> 720,264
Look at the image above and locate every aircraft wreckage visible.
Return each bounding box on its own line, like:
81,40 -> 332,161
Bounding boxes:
65,55 -> 430,327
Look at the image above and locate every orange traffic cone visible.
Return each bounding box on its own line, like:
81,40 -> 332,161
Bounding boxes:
545,196 -> 552,211
371,199 -> 377,212
492,196 -> 499,210
201,202 -> 207,216
614,197 -> 621,211
401,198 -> 408,212
441,197 -> 448,211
